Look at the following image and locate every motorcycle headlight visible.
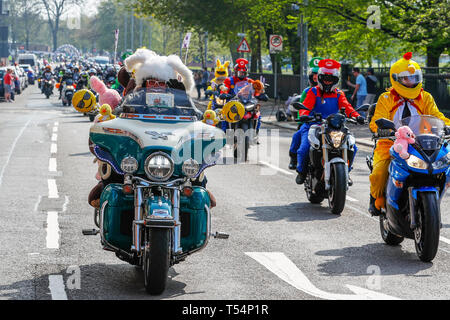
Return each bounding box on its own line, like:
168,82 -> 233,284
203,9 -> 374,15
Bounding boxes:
432,153 -> 450,170
329,131 -> 344,148
182,159 -> 200,178
120,156 -> 138,174
144,152 -> 174,181
407,155 -> 428,170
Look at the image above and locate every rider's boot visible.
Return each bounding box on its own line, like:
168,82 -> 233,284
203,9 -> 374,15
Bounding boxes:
295,170 -> 306,185
369,194 -> 382,216
289,152 -> 297,170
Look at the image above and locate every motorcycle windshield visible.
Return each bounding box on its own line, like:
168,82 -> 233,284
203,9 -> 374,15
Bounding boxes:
121,87 -> 202,118
400,115 -> 445,151
66,79 -> 74,85
400,115 -> 445,138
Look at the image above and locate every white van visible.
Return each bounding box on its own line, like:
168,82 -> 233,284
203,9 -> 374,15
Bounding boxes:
18,53 -> 38,70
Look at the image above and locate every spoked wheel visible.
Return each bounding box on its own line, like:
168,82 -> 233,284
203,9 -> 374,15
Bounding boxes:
144,228 -> 171,295
305,172 -> 324,204
414,192 -> 440,262
379,214 -> 404,245
328,162 -> 346,215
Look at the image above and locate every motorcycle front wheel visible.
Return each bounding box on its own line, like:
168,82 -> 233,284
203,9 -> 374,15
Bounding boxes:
414,192 -> 440,262
328,162 -> 346,215
144,228 -> 171,295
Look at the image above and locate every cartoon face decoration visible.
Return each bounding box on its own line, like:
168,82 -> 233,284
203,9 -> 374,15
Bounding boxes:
72,89 -> 96,113
222,101 -> 245,123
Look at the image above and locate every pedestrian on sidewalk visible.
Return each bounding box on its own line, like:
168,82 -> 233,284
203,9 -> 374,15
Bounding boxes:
364,67 -> 377,104
201,67 -> 210,99
347,67 -> 367,108
194,71 -> 202,99
3,68 -> 14,103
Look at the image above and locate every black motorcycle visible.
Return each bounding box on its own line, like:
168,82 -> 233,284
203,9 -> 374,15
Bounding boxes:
292,103 -> 368,214
42,79 -> 54,99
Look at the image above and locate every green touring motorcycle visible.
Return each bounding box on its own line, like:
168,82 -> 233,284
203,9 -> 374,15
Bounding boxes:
83,87 -> 228,294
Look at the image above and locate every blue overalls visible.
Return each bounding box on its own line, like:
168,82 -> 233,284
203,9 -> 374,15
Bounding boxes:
296,87 -> 358,173
289,87 -> 311,155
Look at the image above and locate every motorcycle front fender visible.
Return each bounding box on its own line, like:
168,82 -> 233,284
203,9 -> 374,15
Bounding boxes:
324,157 -> 348,190
146,197 -> 175,228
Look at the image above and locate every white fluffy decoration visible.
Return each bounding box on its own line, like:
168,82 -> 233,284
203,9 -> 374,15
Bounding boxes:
124,49 -> 194,94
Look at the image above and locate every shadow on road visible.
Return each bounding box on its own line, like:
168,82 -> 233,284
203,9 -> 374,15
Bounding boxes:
0,263 -> 201,300
315,243 -> 433,277
246,202 -> 340,223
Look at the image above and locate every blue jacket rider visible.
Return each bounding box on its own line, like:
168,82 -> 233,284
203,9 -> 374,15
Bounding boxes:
295,59 -> 364,184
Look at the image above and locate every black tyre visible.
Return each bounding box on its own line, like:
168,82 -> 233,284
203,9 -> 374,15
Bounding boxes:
89,114 -> 96,122
380,215 -> 404,245
305,173 -> 324,204
233,121 -> 250,162
414,192 -> 440,262
328,162 -> 347,215
144,228 -> 171,295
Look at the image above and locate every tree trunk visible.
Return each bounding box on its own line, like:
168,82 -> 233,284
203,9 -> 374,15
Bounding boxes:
250,34 -> 258,73
198,33 -> 204,68
286,27 -> 300,75
425,45 -> 443,95
257,30 -> 263,73
229,42 -> 239,66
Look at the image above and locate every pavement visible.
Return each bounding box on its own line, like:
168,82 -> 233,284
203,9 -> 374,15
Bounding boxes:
1,87 -> 450,301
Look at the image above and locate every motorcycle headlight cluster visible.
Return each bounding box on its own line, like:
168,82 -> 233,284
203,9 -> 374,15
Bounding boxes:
120,156 -> 138,174
182,159 -> 200,178
432,153 -> 450,170
329,131 -> 345,148
144,152 -> 174,181
406,155 -> 428,170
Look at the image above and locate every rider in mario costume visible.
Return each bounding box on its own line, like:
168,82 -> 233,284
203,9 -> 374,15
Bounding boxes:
295,58 -> 365,184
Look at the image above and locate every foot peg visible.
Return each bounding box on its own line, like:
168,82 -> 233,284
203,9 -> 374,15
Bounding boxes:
212,231 -> 229,239
82,228 -> 100,235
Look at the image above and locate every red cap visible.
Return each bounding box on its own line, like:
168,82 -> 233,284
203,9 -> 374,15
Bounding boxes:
318,59 -> 341,70
235,58 -> 248,71
403,52 -> 412,60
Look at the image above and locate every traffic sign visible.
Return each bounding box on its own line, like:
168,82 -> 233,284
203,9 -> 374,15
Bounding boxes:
269,35 -> 283,54
237,38 -> 251,53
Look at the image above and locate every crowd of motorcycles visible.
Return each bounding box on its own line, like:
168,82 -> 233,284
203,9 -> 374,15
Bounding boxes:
29,52 -> 450,296
37,61 -> 119,121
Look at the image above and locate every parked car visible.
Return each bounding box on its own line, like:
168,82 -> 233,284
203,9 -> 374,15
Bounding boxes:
20,64 -> 35,85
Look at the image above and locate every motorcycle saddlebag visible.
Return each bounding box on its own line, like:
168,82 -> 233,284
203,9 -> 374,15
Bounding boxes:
179,187 -> 211,252
100,183 -> 134,251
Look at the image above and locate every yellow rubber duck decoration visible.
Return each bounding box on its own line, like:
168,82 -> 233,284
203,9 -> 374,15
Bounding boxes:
97,104 -> 116,122
202,109 -> 219,126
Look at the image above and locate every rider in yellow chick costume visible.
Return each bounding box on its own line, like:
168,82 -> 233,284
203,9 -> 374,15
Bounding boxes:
368,52 -> 450,216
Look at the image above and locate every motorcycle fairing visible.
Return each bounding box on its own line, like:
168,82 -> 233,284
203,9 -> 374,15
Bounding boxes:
93,145 -> 124,175
387,159 -> 410,210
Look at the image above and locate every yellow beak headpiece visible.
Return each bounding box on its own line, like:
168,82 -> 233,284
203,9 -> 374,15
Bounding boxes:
390,52 -> 423,100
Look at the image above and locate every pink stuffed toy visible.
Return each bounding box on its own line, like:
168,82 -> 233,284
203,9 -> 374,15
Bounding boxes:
89,76 -> 122,110
394,126 -> 416,159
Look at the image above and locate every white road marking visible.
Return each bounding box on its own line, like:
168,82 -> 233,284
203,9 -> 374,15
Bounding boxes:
48,275 -> 68,300
258,161 -> 294,175
34,195 -> 42,212
48,179 -> 59,198
53,126 -> 58,133
346,195 -> 359,202
0,118 -> 32,187
439,236 -> 450,245
49,158 -> 57,172
46,211 -> 60,249
245,252 -> 399,300
62,195 -> 69,212
51,133 -> 57,142
54,121 -> 59,127
50,143 -> 57,154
